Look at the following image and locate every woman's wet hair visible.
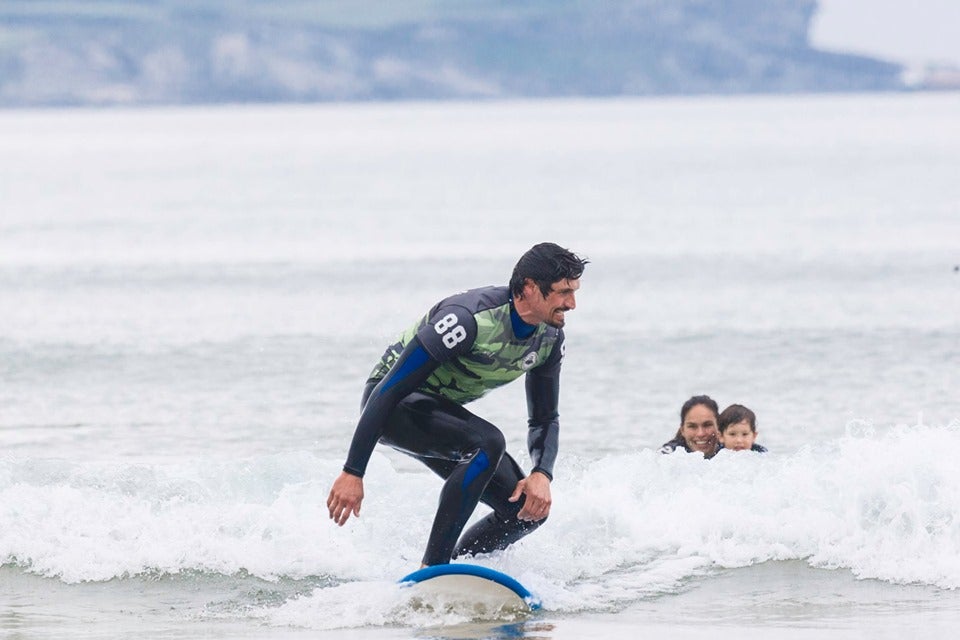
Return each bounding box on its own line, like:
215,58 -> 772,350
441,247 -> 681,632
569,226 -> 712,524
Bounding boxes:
679,395 -> 720,424
510,242 -> 589,298
718,404 -> 757,433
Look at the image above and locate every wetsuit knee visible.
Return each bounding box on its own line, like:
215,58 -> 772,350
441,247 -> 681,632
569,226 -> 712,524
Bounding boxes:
457,421 -> 505,503
472,419 -> 506,464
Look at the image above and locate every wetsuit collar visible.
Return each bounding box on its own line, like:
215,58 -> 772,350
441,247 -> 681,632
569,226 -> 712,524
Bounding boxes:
509,297 -> 537,339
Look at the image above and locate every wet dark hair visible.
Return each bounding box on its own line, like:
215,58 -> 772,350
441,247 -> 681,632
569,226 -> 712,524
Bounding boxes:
718,404 -> 757,433
510,242 -> 589,298
679,395 -> 720,425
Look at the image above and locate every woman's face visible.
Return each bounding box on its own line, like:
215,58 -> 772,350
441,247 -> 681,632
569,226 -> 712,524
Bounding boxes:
680,404 -> 719,455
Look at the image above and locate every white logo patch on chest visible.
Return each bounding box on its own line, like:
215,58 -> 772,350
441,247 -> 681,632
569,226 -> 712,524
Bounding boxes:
521,351 -> 539,370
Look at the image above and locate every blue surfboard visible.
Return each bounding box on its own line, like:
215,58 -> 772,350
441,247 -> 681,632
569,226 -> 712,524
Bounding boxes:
399,563 -> 541,612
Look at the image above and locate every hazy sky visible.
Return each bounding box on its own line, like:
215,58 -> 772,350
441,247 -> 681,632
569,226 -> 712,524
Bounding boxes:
812,0 -> 960,67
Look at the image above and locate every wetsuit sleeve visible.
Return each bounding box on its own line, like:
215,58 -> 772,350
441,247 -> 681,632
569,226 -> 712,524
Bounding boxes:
343,336 -> 439,477
660,434 -> 688,454
342,305 -> 478,477
524,331 -> 564,480
414,303 -> 477,362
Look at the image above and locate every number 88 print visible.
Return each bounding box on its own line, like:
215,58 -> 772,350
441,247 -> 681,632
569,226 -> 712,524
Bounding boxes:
434,313 -> 467,349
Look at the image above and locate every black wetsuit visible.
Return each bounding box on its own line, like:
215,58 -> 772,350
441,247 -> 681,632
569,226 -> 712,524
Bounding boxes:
659,435 -> 690,454
661,437 -> 768,454
343,286 -> 564,566
718,443 -> 768,453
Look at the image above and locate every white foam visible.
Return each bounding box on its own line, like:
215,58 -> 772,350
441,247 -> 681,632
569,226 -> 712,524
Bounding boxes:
3,421 -> 960,629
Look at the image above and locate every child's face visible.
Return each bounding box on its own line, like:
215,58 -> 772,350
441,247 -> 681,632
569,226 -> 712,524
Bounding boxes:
720,420 -> 756,451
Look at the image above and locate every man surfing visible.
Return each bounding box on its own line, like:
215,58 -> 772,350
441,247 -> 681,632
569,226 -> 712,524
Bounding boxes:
326,242 -> 588,567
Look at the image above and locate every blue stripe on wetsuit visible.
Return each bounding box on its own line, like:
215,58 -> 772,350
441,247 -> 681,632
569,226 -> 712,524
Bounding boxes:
462,450 -> 489,490
378,345 -> 429,395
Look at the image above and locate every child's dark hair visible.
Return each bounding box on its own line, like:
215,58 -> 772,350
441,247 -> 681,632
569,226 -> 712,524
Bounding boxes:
718,404 -> 757,433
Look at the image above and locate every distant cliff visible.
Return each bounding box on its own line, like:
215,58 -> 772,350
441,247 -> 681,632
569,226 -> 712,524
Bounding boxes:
0,0 -> 903,107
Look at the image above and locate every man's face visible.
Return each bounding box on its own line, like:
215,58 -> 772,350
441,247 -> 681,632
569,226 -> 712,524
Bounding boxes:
524,278 -> 579,328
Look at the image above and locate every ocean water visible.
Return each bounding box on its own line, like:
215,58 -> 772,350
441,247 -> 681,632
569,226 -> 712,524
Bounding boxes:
1,93 -> 959,639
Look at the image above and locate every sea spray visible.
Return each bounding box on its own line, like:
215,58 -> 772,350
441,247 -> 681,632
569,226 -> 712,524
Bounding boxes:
4,421 -> 960,630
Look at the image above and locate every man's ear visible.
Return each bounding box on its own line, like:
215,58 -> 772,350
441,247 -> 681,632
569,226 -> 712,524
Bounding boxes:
523,278 -> 540,299
517,278 -> 532,299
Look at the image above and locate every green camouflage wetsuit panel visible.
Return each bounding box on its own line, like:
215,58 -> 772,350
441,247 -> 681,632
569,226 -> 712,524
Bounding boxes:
367,286 -> 562,405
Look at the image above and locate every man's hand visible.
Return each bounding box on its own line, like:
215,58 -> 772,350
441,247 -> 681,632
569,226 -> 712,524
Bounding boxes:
509,471 -> 552,521
327,471 -> 364,526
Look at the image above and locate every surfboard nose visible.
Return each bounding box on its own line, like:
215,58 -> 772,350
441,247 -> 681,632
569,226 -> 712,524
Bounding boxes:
399,563 -> 541,612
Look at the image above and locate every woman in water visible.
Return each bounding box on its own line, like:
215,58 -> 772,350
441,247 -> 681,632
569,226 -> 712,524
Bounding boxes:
660,395 -> 721,459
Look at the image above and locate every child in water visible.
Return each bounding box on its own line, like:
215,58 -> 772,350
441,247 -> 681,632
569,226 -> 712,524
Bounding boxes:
717,404 -> 767,453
